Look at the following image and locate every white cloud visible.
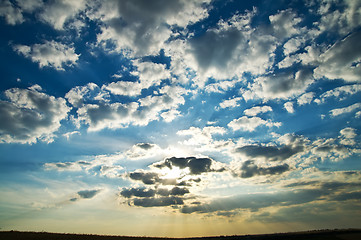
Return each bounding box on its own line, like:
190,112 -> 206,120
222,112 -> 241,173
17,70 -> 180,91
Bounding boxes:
219,97 -> 242,109
13,40 -> 80,71
161,109 -> 181,123
95,0 -> 211,56
330,103 -> 361,117
15,0 -> 43,12
269,9 -> 302,39
314,31 -> 361,82
284,102 -> 294,113
339,127 -> 357,146
65,83 -> 103,107
297,92 -> 314,105
317,84 -> 361,103
74,85 -> 187,131
244,105 -> 272,116
249,68 -> 314,100
177,126 -> 226,146
104,61 -> 170,97
228,116 -> 281,132
0,86 -> 70,144
38,0 -> 86,30
0,0 -> 24,25
125,143 -> 162,160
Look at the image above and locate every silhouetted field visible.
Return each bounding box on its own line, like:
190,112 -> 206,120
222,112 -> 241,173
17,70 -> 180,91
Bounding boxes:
1,229 -> 361,240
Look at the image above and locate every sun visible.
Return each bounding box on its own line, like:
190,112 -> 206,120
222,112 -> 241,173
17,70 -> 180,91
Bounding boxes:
161,166 -> 187,179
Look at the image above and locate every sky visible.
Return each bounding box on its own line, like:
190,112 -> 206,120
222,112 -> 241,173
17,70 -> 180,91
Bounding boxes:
0,0 -> 361,237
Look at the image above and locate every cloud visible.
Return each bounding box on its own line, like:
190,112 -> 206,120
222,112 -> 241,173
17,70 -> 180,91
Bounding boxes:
297,92 -> 314,105
316,84 -> 361,103
96,0 -> 210,56
247,68 -> 314,100
13,40 -> 80,71
234,143 -> 304,162
125,143 -> 161,159
38,0 -> 86,30
153,156 -> 222,175
177,126 -> 226,146
0,86 -> 70,144
104,61 -> 171,97
65,83 -> 104,107
77,189 -> 101,199
219,97 -> 242,109
330,103 -> 361,117
132,196 -> 184,207
121,186 -> 189,198
314,31 -> 361,82
0,0 -> 24,25
180,188 -> 326,214
284,102 -> 294,113
228,116 -> 281,132
73,85 -> 187,131
243,106 -> 272,117
234,160 -> 290,178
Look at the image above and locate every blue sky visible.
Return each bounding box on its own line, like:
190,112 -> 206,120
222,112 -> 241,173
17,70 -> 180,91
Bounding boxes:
1,0 -> 361,237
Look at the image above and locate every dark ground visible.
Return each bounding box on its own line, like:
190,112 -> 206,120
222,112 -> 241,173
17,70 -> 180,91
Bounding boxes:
1,229 -> 361,240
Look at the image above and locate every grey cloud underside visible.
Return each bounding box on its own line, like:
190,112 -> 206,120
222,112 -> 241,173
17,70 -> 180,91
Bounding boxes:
235,144 -> 303,161
153,156 -> 223,175
121,186 -> 189,198
237,160 -> 290,178
77,189 -> 101,199
180,182 -> 361,214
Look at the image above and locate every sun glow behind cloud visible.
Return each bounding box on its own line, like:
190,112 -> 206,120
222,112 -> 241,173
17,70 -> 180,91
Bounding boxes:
1,0 -> 361,237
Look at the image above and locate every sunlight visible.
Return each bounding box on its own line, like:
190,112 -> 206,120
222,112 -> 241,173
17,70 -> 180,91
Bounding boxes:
161,166 -> 186,179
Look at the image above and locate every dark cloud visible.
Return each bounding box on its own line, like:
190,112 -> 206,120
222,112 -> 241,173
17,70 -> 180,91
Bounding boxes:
189,28 -> 244,71
0,87 -> 70,144
121,186 -> 189,199
129,171 -> 161,185
235,143 -> 304,161
236,160 -> 290,178
332,191 -> 361,201
120,188 -> 156,198
77,189 -> 101,199
154,156 -> 218,175
135,143 -> 154,150
133,196 -> 184,207
181,189 -> 326,214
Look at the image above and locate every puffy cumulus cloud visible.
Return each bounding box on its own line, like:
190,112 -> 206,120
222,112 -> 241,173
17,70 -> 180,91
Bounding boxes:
228,116 -> 281,132
104,61 -> 170,97
77,189 -> 101,199
75,101 -> 139,131
45,154 -> 125,178
96,0 -> 211,56
297,92 -> 314,105
284,102 -> 294,113
330,103 -> 361,117
177,126 -> 226,146
125,143 -> 162,160
38,0 -> 86,30
13,40 -> 80,71
69,83 -> 187,131
314,31 -> 361,82
317,0 -> 361,36
120,186 -> 190,208
234,142 -> 305,163
153,156 -> 224,175
120,186 -> 189,198
0,86 -> 70,144
65,83 -> 105,107
15,0 -> 43,12
233,160 -> 290,178
247,68 -> 314,101
244,105 -> 272,117
311,137 -> 359,162
0,0 -> 24,25
219,97 -> 242,109
268,9 -> 302,39
316,84 -> 361,103
340,127 -> 357,146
